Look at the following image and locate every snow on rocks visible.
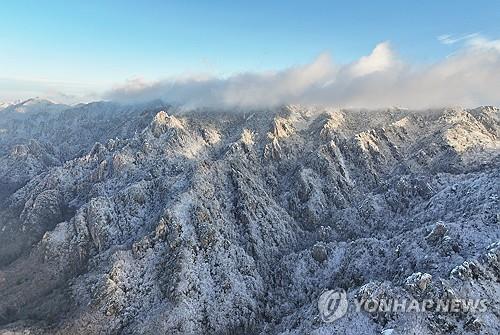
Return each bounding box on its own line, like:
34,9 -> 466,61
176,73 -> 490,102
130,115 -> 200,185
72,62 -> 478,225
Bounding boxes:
0,104 -> 498,334
404,272 -> 433,293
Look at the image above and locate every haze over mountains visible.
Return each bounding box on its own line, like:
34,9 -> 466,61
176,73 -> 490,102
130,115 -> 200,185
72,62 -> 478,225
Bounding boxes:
4,35 -> 500,109
105,39 -> 500,110
0,98 -> 498,334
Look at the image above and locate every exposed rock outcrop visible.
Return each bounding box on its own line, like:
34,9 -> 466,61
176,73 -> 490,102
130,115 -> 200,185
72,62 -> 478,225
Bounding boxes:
0,104 -> 498,335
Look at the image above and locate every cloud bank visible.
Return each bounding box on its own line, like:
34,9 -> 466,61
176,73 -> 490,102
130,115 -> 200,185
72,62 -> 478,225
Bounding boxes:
106,35 -> 500,109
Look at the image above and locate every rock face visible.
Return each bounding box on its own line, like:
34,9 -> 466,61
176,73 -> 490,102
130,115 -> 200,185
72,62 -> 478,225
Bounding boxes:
0,103 -> 499,335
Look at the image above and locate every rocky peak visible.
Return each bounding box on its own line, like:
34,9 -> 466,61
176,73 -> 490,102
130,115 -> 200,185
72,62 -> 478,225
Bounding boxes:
0,103 -> 499,335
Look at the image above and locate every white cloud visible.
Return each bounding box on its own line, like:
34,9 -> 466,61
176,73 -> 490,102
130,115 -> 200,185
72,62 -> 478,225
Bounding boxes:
437,33 -> 479,45
105,35 -> 500,109
466,35 -> 500,52
348,42 -> 397,77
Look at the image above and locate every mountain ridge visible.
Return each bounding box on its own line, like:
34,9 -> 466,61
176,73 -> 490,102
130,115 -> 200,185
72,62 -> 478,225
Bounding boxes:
0,102 -> 498,334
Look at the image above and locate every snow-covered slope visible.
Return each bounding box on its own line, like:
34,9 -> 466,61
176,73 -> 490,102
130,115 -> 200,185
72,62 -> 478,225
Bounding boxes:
0,103 -> 498,335
0,102 -> 12,111
0,98 -> 69,117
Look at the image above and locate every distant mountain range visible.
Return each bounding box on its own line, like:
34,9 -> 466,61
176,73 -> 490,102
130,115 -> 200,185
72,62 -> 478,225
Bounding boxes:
0,98 -> 69,115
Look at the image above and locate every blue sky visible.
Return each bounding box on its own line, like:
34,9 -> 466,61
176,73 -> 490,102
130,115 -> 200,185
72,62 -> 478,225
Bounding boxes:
1,1 -> 500,104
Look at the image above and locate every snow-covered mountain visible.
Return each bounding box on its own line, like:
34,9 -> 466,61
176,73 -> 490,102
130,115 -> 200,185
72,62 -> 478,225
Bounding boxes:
0,98 -> 69,117
0,102 -> 11,110
0,102 -> 498,334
